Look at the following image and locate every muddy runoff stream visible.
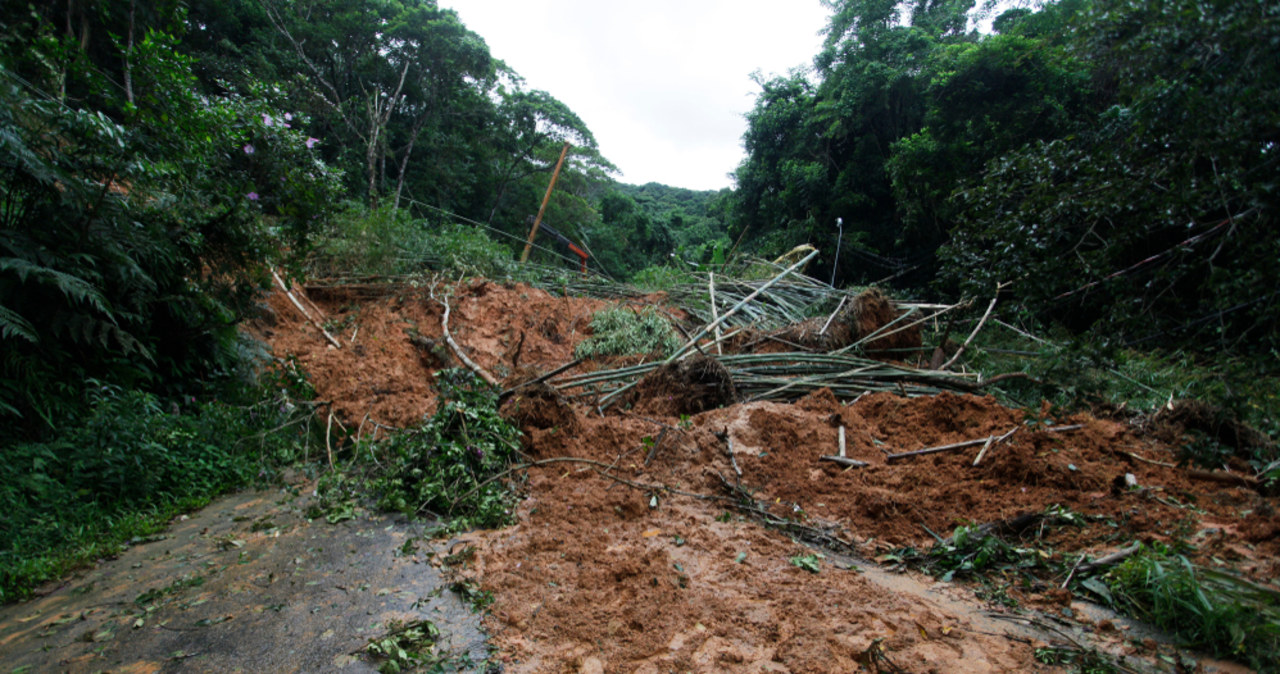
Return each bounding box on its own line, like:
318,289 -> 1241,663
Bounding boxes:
0,480 -> 487,673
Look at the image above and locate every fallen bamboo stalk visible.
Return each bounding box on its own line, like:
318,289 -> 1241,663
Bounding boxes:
821,455 -> 868,468
665,249 -> 819,363
888,425 -> 1020,462
972,435 -> 996,467
273,269 -> 342,349
887,436 -> 996,461
709,272 -> 723,355
819,295 -> 849,335
500,358 -> 584,401
838,425 -> 846,458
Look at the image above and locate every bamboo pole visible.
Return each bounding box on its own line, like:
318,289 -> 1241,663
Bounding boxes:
709,272 -> 723,355
665,249 -> 819,364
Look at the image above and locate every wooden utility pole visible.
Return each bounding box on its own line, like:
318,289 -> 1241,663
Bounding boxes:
520,141 -> 571,263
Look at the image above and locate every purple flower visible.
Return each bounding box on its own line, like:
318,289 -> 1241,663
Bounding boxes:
247,192 -> 259,201
305,137 -> 319,149
262,114 -> 273,126
284,113 -> 293,121
243,144 -> 255,155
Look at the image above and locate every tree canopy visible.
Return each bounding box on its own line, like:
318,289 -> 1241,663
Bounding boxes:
730,0 -> 1279,353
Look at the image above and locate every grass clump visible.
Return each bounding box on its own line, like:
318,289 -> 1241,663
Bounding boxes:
1104,544 -> 1280,670
575,306 -> 682,359
371,369 -> 521,532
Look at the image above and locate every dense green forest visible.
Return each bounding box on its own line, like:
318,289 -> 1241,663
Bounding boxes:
1,0 -> 1276,602
733,0 -> 1279,356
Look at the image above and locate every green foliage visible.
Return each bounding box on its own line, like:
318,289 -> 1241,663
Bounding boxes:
574,306 -> 682,359
922,523 -> 1049,583
365,619 -> 446,674
1033,646 -> 1119,674
940,0 -> 1280,355
427,223 -> 518,279
309,203 -> 517,279
372,370 -> 521,531
1104,545 -> 1280,670
788,553 -> 823,574
0,377 -> 311,602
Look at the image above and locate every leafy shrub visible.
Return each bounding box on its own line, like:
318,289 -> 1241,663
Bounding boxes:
428,223 -> 517,278
575,306 -> 682,359
372,370 -> 521,530
1104,545 -> 1280,670
309,208 -> 515,280
308,203 -> 431,277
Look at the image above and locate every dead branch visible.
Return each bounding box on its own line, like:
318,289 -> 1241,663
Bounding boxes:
1074,542 -> 1143,576
272,269 -> 341,348
430,286 -> 498,387
939,282 -> 1008,370
820,456 -> 869,468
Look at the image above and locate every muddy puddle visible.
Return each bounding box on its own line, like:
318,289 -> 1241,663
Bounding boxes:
0,483 -> 488,673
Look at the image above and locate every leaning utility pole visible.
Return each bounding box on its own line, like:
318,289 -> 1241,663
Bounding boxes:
520,141 -> 572,263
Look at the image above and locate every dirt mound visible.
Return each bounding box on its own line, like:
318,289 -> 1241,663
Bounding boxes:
254,280 -> 606,428
727,288 -> 923,359
629,355 -> 738,416
500,382 -> 578,454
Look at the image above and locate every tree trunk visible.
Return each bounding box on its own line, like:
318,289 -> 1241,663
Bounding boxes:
393,121 -> 425,211
124,0 -> 135,106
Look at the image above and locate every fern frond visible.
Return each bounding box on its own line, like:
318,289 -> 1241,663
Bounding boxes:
0,257 -> 113,319
0,304 -> 37,343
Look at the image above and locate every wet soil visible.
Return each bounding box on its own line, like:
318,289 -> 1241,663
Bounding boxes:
5,279 -> 1276,673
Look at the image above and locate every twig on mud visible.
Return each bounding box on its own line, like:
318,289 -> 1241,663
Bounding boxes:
429,284 -> 499,387
644,427 -> 669,466
726,434 -> 742,479
713,473 -> 858,554
1124,450 -> 1177,468
325,409 -> 338,470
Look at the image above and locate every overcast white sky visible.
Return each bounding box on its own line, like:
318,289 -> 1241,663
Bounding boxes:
440,1 -> 833,191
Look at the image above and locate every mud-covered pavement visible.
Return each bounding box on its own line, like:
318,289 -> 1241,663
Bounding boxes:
3,278 -> 1275,673
0,483 -> 487,673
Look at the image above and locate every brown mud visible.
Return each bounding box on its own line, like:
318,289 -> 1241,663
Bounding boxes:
5,279 -> 1275,673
